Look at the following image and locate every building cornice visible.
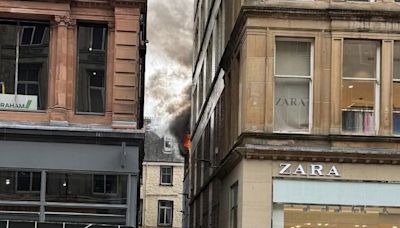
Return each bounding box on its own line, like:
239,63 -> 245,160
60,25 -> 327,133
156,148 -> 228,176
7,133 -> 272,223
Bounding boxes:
221,4 -> 400,71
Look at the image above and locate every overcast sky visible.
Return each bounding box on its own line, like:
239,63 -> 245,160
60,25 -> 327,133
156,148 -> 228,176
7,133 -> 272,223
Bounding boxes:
144,0 -> 194,133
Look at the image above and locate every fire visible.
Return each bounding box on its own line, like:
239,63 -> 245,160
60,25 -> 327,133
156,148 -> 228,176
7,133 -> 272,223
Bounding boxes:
183,134 -> 191,150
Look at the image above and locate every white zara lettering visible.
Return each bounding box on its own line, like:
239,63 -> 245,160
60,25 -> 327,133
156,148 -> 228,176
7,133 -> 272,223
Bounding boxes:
278,163 -> 340,177
278,163 -> 291,175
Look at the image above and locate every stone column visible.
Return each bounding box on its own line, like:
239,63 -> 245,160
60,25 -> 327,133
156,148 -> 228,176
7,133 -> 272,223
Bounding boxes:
50,15 -> 70,125
380,40 -> 393,135
330,38 -> 343,134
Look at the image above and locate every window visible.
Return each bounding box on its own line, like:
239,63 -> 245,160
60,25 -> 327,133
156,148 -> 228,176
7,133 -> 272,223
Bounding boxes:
76,24 -> 107,114
274,39 -> 313,132
21,26 -> 46,46
138,199 -> 143,226
230,182 -> 238,228
0,21 -> 49,111
16,171 -> 41,192
394,42 -> 400,134
158,200 -> 173,226
93,175 -> 118,194
164,136 -> 173,153
160,166 -> 173,185
342,40 -> 379,134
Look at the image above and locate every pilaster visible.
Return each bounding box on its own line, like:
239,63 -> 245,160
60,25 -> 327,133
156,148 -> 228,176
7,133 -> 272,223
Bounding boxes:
49,15 -> 71,124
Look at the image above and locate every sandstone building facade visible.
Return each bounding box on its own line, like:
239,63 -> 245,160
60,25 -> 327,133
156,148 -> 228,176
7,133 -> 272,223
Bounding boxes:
0,0 -> 146,226
191,0 -> 400,227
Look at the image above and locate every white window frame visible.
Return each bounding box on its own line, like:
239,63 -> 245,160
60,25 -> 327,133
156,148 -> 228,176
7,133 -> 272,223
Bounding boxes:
160,166 -> 173,186
273,37 -> 314,134
341,39 -> 380,135
158,200 -> 173,226
163,136 -> 173,153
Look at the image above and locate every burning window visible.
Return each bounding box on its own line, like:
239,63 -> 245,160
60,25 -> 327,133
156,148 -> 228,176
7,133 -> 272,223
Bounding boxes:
0,21 -> 49,111
76,24 -> 107,114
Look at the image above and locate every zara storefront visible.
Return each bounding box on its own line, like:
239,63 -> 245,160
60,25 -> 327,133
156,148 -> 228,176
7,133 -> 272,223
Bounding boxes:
272,162 -> 400,228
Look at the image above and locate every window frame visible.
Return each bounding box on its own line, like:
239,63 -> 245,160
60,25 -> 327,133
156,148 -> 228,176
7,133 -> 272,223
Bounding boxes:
160,166 -> 173,186
15,171 -> 41,193
393,41 -> 400,135
92,174 -> 119,195
75,22 -> 108,115
163,136 -> 173,153
341,39 -> 380,135
0,20 -> 50,112
229,181 -> 238,228
158,200 -> 173,227
273,37 -> 314,134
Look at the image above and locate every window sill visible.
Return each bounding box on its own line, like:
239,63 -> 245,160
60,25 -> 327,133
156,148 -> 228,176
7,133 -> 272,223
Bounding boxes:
273,130 -> 311,135
75,111 -> 105,116
160,183 -> 173,187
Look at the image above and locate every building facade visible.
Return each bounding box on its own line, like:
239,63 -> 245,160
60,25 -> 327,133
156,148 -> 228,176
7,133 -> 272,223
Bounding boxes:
191,0 -> 400,227
0,0 -> 146,226
140,131 -> 184,228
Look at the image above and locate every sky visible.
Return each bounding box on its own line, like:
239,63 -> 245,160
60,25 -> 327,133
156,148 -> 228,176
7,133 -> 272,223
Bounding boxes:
144,0 -> 194,134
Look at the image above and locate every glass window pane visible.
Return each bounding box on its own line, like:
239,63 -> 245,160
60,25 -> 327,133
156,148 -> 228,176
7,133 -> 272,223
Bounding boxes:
274,78 -> 310,132
31,172 -> 41,192
343,40 -> 378,78
93,175 -> 105,193
17,172 -> 30,191
393,83 -> 400,134
0,23 -> 17,95
18,23 -> 49,111
282,204 -> 400,228
276,40 -> 311,76
46,173 -> 127,204
76,24 -> 107,113
341,80 -> 375,134
394,42 -> 400,80
105,175 -> 117,194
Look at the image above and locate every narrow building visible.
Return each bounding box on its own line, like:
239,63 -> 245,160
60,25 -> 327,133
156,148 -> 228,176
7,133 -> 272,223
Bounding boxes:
191,0 -> 400,227
0,0 -> 147,226
140,131 -> 184,228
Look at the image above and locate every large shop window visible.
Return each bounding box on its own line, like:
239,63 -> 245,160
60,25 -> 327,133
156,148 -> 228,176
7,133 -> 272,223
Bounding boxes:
393,42 -> 400,134
342,40 -> 379,134
158,200 -> 173,226
46,173 -> 127,204
277,204 -> 400,228
274,39 -> 312,133
76,24 -> 107,114
0,21 -> 49,111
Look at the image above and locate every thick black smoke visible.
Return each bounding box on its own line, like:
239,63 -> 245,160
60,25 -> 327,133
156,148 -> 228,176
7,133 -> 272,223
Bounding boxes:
169,106 -> 191,153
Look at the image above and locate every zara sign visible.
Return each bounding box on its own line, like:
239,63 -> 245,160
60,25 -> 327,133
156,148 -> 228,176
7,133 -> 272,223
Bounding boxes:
279,163 -> 340,177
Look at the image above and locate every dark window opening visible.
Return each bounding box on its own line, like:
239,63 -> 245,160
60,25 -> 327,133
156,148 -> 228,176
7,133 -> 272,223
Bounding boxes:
0,21 -> 49,111
16,171 -> 41,192
93,175 -> 118,194
76,24 -> 107,113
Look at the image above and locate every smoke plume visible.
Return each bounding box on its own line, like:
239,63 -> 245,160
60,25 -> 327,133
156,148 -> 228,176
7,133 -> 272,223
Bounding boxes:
145,0 -> 194,138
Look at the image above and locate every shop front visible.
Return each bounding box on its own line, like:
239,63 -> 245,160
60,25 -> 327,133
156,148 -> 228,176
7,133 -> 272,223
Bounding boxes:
272,163 -> 400,228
